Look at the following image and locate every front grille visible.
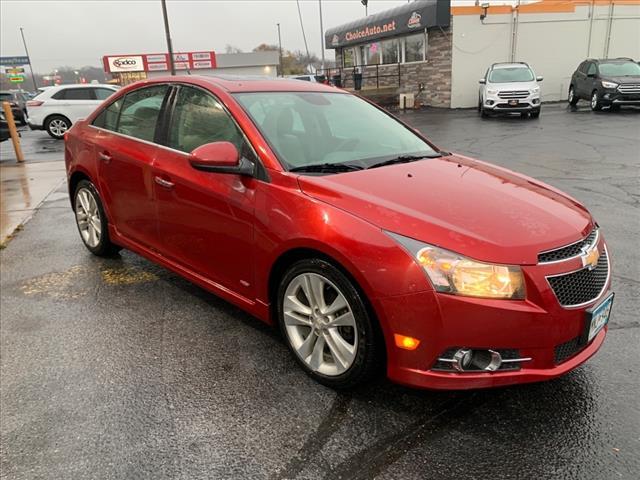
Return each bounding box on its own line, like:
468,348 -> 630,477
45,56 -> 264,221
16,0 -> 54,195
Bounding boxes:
618,84 -> 640,94
547,249 -> 609,307
554,335 -> 583,364
538,229 -> 598,263
498,90 -> 529,99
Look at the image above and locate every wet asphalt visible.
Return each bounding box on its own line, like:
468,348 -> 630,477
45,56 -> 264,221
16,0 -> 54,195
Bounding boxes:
1,103 -> 639,480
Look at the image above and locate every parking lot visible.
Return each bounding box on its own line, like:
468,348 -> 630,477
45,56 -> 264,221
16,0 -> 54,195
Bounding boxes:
1,103 -> 639,479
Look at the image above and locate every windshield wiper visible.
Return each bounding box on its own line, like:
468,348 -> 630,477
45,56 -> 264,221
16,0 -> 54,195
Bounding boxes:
368,153 -> 442,170
289,163 -> 363,173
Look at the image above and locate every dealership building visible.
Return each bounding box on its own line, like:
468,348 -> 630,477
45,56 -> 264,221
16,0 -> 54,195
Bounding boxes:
102,51 -> 279,85
324,0 -> 640,108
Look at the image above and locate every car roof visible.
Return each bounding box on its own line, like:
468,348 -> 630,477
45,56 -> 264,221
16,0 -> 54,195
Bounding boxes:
491,62 -> 530,70
591,57 -> 635,63
49,83 -> 116,90
129,75 -> 339,94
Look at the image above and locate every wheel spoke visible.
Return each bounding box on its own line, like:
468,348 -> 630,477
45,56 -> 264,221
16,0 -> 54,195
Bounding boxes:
78,191 -> 90,211
296,330 -> 317,360
284,294 -> 312,316
283,310 -> 312,327
324,328 -> 355,370
324,294 -> 347,315
327,311 -> 355,328
309,336 -> 325,371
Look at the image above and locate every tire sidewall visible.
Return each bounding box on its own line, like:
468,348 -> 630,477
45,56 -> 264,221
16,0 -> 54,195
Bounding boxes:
276,258 -> 378,389
46,115 -> 70,139
590,90 -> 602,111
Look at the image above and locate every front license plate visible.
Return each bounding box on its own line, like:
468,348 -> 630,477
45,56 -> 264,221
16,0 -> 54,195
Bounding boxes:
585,293 -> 614,342
509,99 -> 519,106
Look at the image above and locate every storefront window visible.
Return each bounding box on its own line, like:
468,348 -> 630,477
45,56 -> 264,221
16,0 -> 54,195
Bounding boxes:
404,33 -> 426,63
343,48 -> 355,68
366,43 -> 381,65
381,39 -> 399,64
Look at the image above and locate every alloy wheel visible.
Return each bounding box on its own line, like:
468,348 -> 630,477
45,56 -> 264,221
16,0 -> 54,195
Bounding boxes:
591,92 -> 598,109
75,187 -> 102,248
282,273 -> 358,376
49,119 -> 68,137
568,88 -> 574,103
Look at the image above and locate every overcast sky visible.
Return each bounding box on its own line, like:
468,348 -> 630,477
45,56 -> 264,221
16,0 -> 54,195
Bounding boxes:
1,0 -> 507,73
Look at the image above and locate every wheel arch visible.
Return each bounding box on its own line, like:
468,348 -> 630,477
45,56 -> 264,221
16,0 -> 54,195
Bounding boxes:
267,246 -> 386,359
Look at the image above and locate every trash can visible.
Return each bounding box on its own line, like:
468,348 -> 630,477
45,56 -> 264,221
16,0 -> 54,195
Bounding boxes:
332,75 -> 342,88
353,72 -> 363,91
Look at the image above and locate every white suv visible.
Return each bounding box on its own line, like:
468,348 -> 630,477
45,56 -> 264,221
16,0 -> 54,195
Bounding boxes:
478,62 -> 543,118
27,84 -> 119,139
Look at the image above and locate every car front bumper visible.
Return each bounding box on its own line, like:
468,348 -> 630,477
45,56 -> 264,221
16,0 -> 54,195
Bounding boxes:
376,239 -> 611,390
601,90 -> 640,105
485,93 -> 541,112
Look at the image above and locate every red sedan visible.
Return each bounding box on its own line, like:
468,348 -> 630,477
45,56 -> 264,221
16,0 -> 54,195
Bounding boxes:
64,76 -> 613,390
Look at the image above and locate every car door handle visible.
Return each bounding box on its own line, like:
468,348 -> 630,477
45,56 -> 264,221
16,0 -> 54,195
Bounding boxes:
154,176 -> 175,189
98,152 -> 112,163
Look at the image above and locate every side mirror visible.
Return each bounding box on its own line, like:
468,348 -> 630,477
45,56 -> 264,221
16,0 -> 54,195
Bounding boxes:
536,76 -> 544,82
189,141 -> 254,176
479,79 -> 486,84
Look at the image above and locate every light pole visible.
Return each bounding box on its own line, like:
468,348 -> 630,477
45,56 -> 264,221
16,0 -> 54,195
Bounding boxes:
74,70 -> 79,83
160,0 -> 176,75
277,23 -> 283,77
19,27 -> 38,91
361,0 -> 368,16
318,0 -> 325,73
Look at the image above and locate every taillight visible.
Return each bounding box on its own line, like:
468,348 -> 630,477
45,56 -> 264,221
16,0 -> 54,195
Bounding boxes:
27,100 -> 44,107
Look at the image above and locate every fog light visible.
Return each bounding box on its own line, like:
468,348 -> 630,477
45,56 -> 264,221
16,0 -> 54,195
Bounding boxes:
532,98 -> 540,105
452,348 -> 502,372
486,100 -> 494,106
394,334 -> 420,351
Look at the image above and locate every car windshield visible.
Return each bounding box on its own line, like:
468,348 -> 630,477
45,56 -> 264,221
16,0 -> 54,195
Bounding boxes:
234,91 -> 437,171
488,67 -> 534,83
598,61 -> 640,76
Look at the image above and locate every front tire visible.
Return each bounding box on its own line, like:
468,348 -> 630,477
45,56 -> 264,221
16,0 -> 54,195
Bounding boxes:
46,115 -> 71,139
277,258 -> 380,389
590,90 -> 602,111
73,180 -> 121,257
568,85 -> 578,106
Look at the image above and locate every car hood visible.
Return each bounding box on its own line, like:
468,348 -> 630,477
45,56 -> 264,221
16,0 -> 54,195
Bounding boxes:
601,75 -> 640,84
297,155 -> 593,265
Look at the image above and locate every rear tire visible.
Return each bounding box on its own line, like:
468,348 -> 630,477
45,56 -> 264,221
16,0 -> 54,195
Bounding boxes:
277,258 -> 381,389
45,115 -> 71,139
73,180 -> 121,257
568,85 -> 578,106
590,90 -> 602,111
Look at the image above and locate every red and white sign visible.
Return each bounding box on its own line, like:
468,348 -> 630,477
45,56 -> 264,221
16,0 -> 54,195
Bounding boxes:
103,51 -> 217,73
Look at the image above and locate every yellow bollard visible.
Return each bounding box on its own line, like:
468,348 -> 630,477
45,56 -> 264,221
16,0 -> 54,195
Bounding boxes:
2,101 -> 25,163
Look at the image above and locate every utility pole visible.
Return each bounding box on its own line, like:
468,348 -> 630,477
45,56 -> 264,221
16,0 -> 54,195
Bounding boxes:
19,27 -> 37,91
318,0 -> 325,72
277,23 -> 283,77
296,0 -> 311,71
160,0 -> 176,75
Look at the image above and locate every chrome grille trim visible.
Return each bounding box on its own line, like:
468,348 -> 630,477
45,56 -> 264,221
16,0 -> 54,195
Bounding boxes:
618,84 -> 640,94
538,228 -> 599,264
497,90 -> 529,99
545,245 -> 610,309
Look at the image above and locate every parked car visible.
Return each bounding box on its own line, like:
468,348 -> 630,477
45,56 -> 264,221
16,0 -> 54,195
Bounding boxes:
26,84 -> 118,139
290,74 -> 327,83
478,62 -> 543,118
0,90 -> 28,125
568,57 -> 640,110
0,111 -> 11,142
65,76 -> 612,390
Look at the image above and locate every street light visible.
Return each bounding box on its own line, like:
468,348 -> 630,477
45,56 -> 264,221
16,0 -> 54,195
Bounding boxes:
19,27 -> 38,91
74,70 -> 79,83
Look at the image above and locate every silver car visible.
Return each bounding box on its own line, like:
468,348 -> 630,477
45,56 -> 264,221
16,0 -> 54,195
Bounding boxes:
478,62 -> 543,118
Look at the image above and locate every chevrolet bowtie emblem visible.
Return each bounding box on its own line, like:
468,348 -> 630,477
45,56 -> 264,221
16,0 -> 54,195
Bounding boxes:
581,246 -> 600,270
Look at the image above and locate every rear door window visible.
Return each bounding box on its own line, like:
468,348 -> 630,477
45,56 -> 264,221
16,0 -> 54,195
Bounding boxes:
116,85 -> 169,143
53,88 -> 95,100
93,88 -> 116,101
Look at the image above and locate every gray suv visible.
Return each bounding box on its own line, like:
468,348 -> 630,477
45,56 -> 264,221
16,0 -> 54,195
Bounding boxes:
478,62 -> 543,118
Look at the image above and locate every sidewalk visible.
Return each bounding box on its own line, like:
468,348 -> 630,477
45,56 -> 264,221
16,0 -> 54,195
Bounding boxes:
0,129 -> 66,245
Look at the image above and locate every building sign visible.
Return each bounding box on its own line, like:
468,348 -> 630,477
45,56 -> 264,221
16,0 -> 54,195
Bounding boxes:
325,0 -> 450,49
0,56 -> 30,66
102,51 -> 217,73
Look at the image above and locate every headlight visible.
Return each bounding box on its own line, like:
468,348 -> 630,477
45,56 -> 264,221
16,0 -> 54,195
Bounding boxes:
387,232 -> 525,300
531,86 -> 540,94
601,81 -> 618,89
487,89 -> 498,95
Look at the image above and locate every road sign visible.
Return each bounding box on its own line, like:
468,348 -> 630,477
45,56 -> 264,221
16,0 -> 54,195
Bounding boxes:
6,68 -> 25,74
9,76 -> 25,83
0,56 -> 30,66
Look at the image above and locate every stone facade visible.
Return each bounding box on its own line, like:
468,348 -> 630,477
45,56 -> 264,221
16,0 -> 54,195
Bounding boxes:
330,23 -> 453,108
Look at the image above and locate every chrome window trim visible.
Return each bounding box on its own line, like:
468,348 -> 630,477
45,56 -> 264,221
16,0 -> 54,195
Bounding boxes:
545,244 -> 610,309
88,124 -> 190,157
538,228 -> 599,265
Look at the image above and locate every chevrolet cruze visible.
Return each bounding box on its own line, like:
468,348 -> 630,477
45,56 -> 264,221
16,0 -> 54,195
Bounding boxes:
64,76 -> 613,390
